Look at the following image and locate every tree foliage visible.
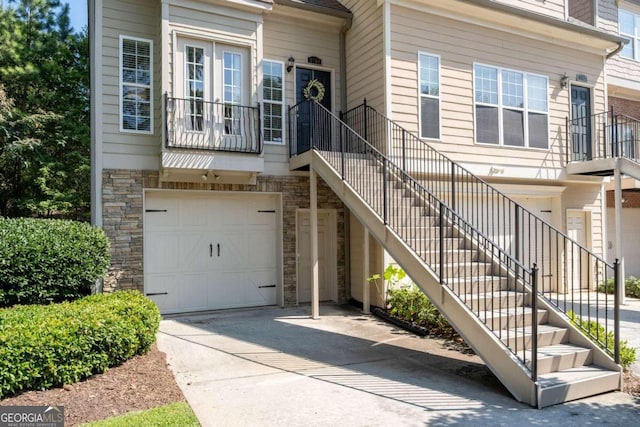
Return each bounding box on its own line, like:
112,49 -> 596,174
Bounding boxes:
0,0 -> 89,219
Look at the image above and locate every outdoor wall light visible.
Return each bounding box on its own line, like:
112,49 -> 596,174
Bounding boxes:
201,171 -> 209,181
560,73 -> 569,89
287,56 -> 295,73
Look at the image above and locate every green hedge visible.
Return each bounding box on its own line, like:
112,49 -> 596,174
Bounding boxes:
0,218 -> 110,307
568,310 -> 636,370
0,291 -> 160,398
598,277 -> 640,299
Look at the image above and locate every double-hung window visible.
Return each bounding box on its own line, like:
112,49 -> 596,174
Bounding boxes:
619,9 -> 640,60
474,64 -> 548,149
120,36 -> 152,133
418,52 -> 440,139
263,60 -> 284,143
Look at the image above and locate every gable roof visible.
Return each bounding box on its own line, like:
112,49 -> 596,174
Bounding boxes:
274,0 -> 351,18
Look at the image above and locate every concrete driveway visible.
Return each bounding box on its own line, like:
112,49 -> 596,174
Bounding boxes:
157,304 -> 639,426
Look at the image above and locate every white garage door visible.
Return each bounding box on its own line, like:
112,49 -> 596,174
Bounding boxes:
144,191 -> 279,314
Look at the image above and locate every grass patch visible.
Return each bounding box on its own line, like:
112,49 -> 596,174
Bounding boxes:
80,402 -> 199,427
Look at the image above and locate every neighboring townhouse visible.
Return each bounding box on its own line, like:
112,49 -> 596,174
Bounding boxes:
593,0 -> 640,278
90,0 -> 628,407
342,0 -> 623,300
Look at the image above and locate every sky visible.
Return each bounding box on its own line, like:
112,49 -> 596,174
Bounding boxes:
63,0 -> 88,33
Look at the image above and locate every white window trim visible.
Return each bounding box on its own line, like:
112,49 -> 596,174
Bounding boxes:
473,62 -> 550,150
119,35 -> 153,134
262,59 -> 285,145
619,8 -> 640,61
417,51 -> 441,140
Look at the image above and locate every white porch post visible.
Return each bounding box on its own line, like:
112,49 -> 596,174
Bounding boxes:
614,165 -> 626,305
363,230 -> 370,314
310,167 -> 320,319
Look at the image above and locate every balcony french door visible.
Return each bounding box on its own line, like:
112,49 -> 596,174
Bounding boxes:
174,38 -> 251,151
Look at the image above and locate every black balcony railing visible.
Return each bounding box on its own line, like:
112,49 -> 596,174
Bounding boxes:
335,100 -> 620,366
165,95 -> 261,154
567,107 -> 640,164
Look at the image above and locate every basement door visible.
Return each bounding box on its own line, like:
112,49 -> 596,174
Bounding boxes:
297,210 -> 337,303
567,210 -> 590,291
513,197 -> 555,292
144,191 -> 279,314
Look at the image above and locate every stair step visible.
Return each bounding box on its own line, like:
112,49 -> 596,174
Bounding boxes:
521,344 -> 593,375
401,227 -> 456,241
422,250 -> 483,264
387,212 -> 440,226
498,324 -> 569,350
477,307 -> 548,329
413,237 -> 466,251
434,261 -> 493,278
537,365 -> 620,408
458,290 -> 525,311
446,275 -> 510,293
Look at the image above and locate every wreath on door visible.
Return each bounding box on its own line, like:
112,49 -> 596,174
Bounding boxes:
303,79 -> 325,102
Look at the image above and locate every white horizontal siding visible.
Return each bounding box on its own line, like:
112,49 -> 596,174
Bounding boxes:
389,4 -> 606,171
169,3 -> 258,37
497,0 -> 566,18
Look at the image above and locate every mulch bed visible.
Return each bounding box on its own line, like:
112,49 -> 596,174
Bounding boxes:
624,371 -> 640,397
0,344 -> 185,426
0,337 -> 636,427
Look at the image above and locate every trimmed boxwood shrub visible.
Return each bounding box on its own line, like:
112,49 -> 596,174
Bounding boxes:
0,291 -> 160,398
0,218 -> 110,307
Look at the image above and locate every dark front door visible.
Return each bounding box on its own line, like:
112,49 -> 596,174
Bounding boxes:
295,67 -> 331,154
571,85 -> 592,161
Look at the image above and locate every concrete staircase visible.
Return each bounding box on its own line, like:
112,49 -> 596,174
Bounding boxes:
312,151 -> 621,408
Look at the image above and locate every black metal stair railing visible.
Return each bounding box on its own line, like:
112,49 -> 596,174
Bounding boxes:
566,107 -> 640,164
289,99 -> 549,382
340,100 -> 620,365
165,94 -> 261,154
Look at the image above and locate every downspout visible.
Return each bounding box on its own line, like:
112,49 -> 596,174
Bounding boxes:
606,40 -> 626,59
339,13 -> 353,111
339,13 -> 353,304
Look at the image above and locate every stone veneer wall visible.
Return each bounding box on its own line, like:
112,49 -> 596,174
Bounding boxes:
102,169 -> 347,306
